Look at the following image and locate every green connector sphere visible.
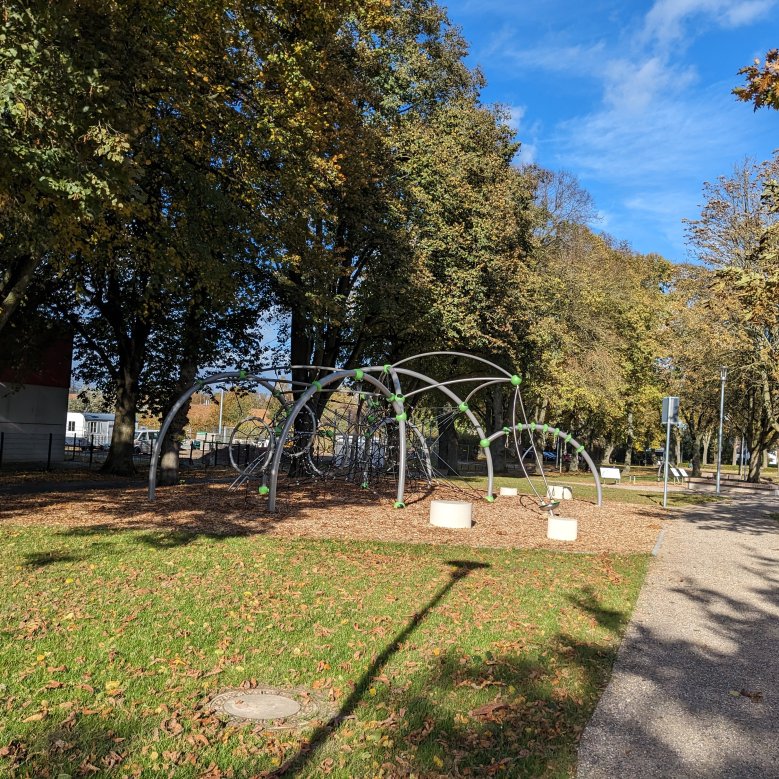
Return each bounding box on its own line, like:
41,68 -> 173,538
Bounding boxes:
395,394 -> 405,404
485,494 -> 495,503
479,438 -> 491,448
312,380 -> 322,391
360,481 -> 369,489
239,369 -> 246,379
503,426 -> 511,435
258,485 -> 269,496
510,374 -> 522,386
382,363 -> 392,374
396,412 -> 408,422
388,393 -> 397,402
394,501 -> 406,509
354,368 -> 364,381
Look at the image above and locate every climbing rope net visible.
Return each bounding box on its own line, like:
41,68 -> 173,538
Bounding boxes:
148,352 -> 602,510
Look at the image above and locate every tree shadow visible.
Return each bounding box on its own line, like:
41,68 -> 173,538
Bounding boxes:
23,550 -> 82,568
268,559 -> 490,776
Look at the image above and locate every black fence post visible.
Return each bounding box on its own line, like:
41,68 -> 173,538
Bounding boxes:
89,435 -> 94,469
189,442 -> 193,464
0,431 -> 4,468
47,433 -> 53,470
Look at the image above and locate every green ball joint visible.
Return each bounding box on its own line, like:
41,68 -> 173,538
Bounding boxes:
479,438 -> 491,449
353,368 -> 364,381
458,402 -> 469,413
258,485 -> 269,496
395,412 -> 408,422
485,494 -> 495,503
393,501 -> 406,509
510,374 -> 522,386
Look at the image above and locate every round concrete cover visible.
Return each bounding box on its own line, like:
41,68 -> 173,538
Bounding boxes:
222,692 -> 301,720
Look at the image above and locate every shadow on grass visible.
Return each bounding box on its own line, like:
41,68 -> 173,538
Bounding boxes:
270,559 -> 491,776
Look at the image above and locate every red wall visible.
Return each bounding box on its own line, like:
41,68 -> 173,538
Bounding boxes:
0,334 -> 73,389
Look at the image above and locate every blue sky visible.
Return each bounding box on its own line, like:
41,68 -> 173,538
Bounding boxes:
444,0 -> 779,261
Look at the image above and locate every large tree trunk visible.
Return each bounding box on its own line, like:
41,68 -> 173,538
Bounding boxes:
731,437 -> 739,466
701,430 -> 712,466
623,406 -> 634,476
0,253 -> 39,334
690,432 -> 703,477
488,385 -> 506,473
102,374 -> 138,476
436,414 -> 459,476
602,441 -> 615,465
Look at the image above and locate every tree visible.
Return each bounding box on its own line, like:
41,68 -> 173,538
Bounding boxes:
685,157 -> 779,481
734,49 -> 779,111
663,266 -> 739,476
0,2 -> 138,334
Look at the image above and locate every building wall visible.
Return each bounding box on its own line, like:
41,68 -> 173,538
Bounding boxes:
0,384 -> 69,463
0,334 -> 72,464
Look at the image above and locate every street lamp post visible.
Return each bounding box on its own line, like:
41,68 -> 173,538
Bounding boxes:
716,366 -> 727,495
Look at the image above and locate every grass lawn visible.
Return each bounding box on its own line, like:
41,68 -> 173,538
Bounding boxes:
461,474 -> 723,508
0,525 -> 649,778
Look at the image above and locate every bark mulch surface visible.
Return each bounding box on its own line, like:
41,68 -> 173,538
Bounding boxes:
1,478 -> 666,554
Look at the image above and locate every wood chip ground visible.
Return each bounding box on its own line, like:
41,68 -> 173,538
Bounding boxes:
2,479 -> 666,554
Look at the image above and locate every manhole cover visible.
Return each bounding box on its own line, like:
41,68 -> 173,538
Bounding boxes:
208,685 -> 338,730
221,692 -> 301,720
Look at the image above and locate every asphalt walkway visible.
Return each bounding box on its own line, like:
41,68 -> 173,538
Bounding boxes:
578,496 -> 779,778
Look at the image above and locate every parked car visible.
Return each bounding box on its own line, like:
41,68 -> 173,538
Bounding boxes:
133,430 -> 160,454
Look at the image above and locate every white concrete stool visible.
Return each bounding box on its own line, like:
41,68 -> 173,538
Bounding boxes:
429,500 -> 473,529
547,516 -> 578,541
499,486 -> 518,497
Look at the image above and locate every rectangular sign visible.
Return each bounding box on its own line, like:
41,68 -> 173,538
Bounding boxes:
662,396 -> 680,426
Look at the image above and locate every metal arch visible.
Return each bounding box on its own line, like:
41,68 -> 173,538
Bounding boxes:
391,351 -> 514,378
148,370 -> 282,500
268,370 -> 405,511
363,366 -> 496,501
483,423 -> 603,506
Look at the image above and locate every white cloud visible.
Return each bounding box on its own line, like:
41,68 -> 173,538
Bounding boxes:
506,104 -> 526,131
643,0 -> 777,47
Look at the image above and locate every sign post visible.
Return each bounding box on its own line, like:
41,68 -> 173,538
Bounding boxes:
662,396 -> 679,509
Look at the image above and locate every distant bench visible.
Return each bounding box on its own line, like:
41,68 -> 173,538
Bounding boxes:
600,466 -> 621,484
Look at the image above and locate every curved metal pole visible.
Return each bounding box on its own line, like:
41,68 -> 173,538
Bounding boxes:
148,370 -> 281,500
365,366 -> 495,501
268,370 -> 404,511
401,376 -> 508,401
483,423 -> 603,507
391,351 -> 514,378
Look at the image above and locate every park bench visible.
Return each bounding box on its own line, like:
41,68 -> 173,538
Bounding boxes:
670,466 -> 682,484
599,466 -> 621,484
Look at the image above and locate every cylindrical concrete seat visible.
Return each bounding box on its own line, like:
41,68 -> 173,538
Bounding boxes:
547,516 -> 578,541
429,500 -> 473,529
499,486 -> 518,497
547,485 -> 573,500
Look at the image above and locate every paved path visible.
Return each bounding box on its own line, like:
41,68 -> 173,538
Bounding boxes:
578,497 -> 779,778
